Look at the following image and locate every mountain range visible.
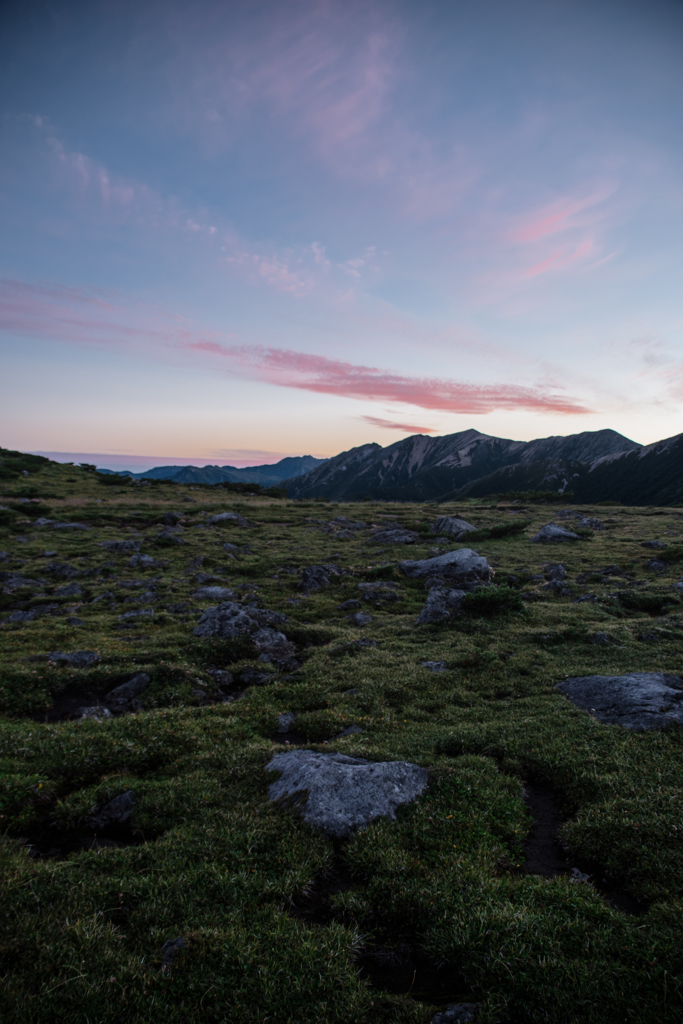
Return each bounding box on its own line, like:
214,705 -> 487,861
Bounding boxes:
99,455 -> 326,487
282,428 -> 683,506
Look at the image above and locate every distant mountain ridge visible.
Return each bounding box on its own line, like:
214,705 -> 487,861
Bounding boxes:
100,455 -> 326,486
283,427 -> 654,502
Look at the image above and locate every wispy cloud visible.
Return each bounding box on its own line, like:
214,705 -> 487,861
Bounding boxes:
361,416 -> 437,433
0,277 -> 592,416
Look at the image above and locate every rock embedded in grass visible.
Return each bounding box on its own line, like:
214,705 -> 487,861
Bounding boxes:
399,548 -> 493,589
88,790 -> 136,829
370,527 -> 418,545
100,539 -> 142,553
298,564 -> 341,594
207,511 -> 250,528
531,523 -> 580,543
416,586 -> 466,624
430,515 -> 477,539
48,649 -> 101,667
266,750 -> 429,837
556,672 -> 683,730
191,586 -> 235,601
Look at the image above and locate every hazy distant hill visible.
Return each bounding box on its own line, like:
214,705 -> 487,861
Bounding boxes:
283,428 -> 642,502
100,455 -> 326,486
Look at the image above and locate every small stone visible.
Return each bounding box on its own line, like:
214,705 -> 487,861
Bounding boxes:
207,669 -> 234,689
647,558 -> 668,572
531,523 -> 580,543
416,587 -> 466,624
192,586 -> 235,601
162,513 -> 183,526
430,516 -> 477,539
639,633 -> 661,643
127,554 -> 158,569
544,563 -> 568,581
89,790 -> 135,829
370,528 -> 418,545
571,868 -> 591,883
348,612 -> 373,626
337,598 -> 361,610
106,673 -> 151,703
54,583 -> 84,597
421,660 -> 447,672
118,608 -> 154,622
48,650 -> 101,668
67,617 -> 86,626
590,632 -> 612,646
335,724 -> 363,738
276,711 -> 296,733
75,705 -> 112,720
51,522 -> 91,531
207,512 -> 250,528
641,540 -> 665,549
399,548 -> 493,588
298,564 -> 341,594
100,540 -> 142,553
239,667 -> 275,686
430,1003 -> 480,1023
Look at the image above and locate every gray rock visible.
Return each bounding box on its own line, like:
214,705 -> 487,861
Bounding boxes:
193,600 -> 287,639
335,724 -> 364,738
124,590 -> 157,604
207,512 -> 250,528
0,573 -> 46,591
89,790 -> 135,829
51,522 -> 91,531
430,516 -> 477,539
544,563 -> 568,581
348,612 -> 373,626
49,650 -> 101,667
127,554 -> 159,568
431,1004 -> 480,1024
276,711 -> 297,733
330,516 -> 368,530
106,673 -> 151,703
641,540 -> 665,549
357,582 -> 401,603
118,608 -> 154,622
156,530 -> 185,544
75,705 -> 112,720
239,667 -> 275,686
67,617 -> 86,626
46,562 -> 80,578
674,581 -> 683,594
162,513 -> 182,526
160,936 -> 186,975
370,528 -> 418,545
531,523 -> 580,543
647,558 -> 669,572
207,669 -> 234,689
576,517 -> 605,530
639,632 -> 661,643
32,517 -> 57,527
54,583 -> 84,597
266,750 -> 429,837
6,609 -> 38,622
337,598 -> 361,610
191,586 -> 235,601
556,672 -> 683,730
399,548 -> 492,589
590,632 -> 614,646
252,626 -> 297,661
421,660 -> 448,672
195,572 -> 224,584
416,587 -> 466,624
543,580 -> 572,596
0,551 -> 8,560
298,564 -> 340,594
100,540 -> 142,553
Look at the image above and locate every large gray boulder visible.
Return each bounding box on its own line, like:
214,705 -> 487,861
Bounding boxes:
531,523 -> 580,543
556,673 -> 683,730
399,548 -> 493,589
266,750 -> 429,837
430,516 -> 477,539
416,587 -> 466,624
193,600 -> 285,638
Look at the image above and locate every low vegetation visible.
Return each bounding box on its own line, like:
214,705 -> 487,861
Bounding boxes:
1,453 -> 682,1022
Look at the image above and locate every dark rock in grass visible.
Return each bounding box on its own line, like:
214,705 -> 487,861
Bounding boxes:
49,650 -> 101,668
416,587 -> 466,625
330,516 -> 368,530
252,626 -> 297,663
266,750 -> 429,837
357,582 -> 401,603
51,522 -> 91,531
573,593 -> 598,603
207,511 -> 250,528
543,581 -> 572,596
556,672 -> 683,730
544,563 -> 568,581
160,937 -> 186,976
207,668 -> 234,689
276,711 -> 296,733
118,608 -> 154,622
430,516 -> 477,539
576,517 -> 605,531
127,554 -> 160,569
162,512 -> 182,526
75,705 -> 111,720
421,660 -> 447,672
156,530 -> 185,544
531,523 -> 580,543
639,632 -> 661,643
337,598 -> 361,610
348,612 -> 373,626
641,540 -> 665,549
195,572 -> 224,584
66,617 -> 86,626
590,632 -> 616,646
54,583 -> 84,597
89,790 -> 135,829
647,558 -> 669,572
46,562 -> 81,578
105,673 -> 151,704
100,540 -> 142,553
674,581 -> 683,594
239,667 -> 275,686
399,548 -> 493,589
193,600 -> 287,639
191,586 -> 235,601
0,572 -> 46,591
431,1004 -> 480,1023
222,542 -> 239,554
298,563 -> 341,594
370,528 -> 418,545
334,724 -> 364,738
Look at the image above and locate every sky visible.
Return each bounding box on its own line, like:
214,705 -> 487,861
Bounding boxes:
1,0 -> 683,470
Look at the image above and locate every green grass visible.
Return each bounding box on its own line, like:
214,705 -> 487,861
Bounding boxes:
1,463 -> 683,1022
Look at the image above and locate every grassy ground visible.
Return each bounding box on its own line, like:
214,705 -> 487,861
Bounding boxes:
1,460 -> 683,1023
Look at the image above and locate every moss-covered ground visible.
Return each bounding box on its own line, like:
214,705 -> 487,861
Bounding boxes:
1,457 -> 682,1022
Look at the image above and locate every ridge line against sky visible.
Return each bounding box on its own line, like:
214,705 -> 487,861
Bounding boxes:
1,0 -> 683,460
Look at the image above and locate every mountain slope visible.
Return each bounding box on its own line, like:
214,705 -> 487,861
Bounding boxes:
103,455 -> 327,486
284,428 -> 640,501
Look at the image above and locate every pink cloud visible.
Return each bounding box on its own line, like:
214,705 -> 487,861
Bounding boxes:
511,186 -> 616,244
523,238 -> 596,279
361,416 -> 437,433
1,278 -> 592,416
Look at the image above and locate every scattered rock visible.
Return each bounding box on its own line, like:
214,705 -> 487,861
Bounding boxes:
207,512 -> 250,528
48,650 -> 101,667
590,632 -> 615,646
160,937 -> 186,976
674,581 -> 683,594
118,609 -> 154,622
334,724 -> 364,738
100,540 -> 142,553
639,633 -> 661,643
276,711 -> 297,733
88,790 -> 136,829
431,1003 -> 480,1023
357,582 -> 402,603
370,528 -> 418,545
543,581 -> 572,596
573,593 -> 598,603
207,668 -> 234,689
67,617 -> 86,626
54,583 -> 84,597
195,572 -> 224,584
556,672 -> 683,730
348,612 -> 373,626
330,516 -> 367,530
239,667 -> 275,686
46,562 -> 80,579
75,705 -> 112,720
576,517 -> 605,530
162,513 -> 182,526
544,563 -> 568,581
32,517 -> 57,527
222,542 -> 239,553
641,540 -> 665,549
416,587 -> 466,624
191,586 -> 235,601
266,750 -> 429,837
156,530 -> 185,544
337,598 -> 361,610
252,626 -> 297,663
105,673 -> 151,705
51,522 -> 91,531
531,523 -> 580,543
193,601 -> 287,639
399,548 -> 493,589
127,554 -> 160,569
420,660 -> 447,672
430,516 -> 477,539
299,564 -> 341,594
647,558 -> 668,572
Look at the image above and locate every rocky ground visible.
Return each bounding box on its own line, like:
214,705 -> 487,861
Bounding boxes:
1,458 -> 683,1022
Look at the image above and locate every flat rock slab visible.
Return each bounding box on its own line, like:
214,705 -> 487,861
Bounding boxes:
430,516 -> 477,539
399,548 -> 492,588
556,673 -> 683,730
531,523 -> 579,543
266,750 -> 429,837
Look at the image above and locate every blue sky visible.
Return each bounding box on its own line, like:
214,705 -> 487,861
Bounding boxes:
1,0 -> 682,469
